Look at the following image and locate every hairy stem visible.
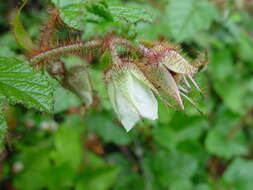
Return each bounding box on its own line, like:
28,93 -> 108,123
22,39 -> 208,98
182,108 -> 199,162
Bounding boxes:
108,37 -> 152,64
137,44 -> 152,57
109,39 -> 123,64
114,38 -> 152,57
30,40 -> 102,65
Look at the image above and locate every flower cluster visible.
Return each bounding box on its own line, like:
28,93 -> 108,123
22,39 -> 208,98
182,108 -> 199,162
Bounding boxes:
104,42 -> 205,131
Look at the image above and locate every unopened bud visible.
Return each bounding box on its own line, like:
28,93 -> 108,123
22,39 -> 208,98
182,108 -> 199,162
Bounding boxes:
64,66 -> 93,107
145,63 -> 184,110
151,44 -> 197,74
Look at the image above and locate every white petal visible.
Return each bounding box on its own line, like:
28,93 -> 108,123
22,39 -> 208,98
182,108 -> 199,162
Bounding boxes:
115,88 -> 140,132
128,74 -> 158,120
109,81 -> 140,132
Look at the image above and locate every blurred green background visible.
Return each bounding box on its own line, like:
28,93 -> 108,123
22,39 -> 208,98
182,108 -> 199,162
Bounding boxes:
0,0 -> 253,189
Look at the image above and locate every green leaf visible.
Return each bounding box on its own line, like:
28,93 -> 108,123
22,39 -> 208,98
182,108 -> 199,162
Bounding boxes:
14,148 -> 52,190
12,0 -> 36,52
0,57 -> 53,112
170,179 -> 194,190
210,49 -> 246,113
213,78 -> 245,113
113,172 -> 144,190
14,145 -> 76,190
153,114 -> 208,149
209,49 -> 234,81
86,113 -> 131,145
0,97 -> 7,152
223,158 -> 253,190
51,0 -> 83,8
205,107 -> 247,159
195,184 -> 212,190
13,115 -> 83,190
167,0 -> 216,41
53,85 -> 81,113
76,166 -> 120,190
148,150 -> 198,187
86,1 -> 113,22
54,0 -> 152,32
52,115 -> 84,170
57,2 -> 111,31
109,5 -> 152,24
59,3 -> 87,30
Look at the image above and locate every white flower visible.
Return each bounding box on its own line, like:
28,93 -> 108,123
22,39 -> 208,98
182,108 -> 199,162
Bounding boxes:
106,63 -> 158,132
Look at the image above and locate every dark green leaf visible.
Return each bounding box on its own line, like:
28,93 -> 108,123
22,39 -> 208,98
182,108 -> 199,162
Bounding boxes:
0,57 -> 53,112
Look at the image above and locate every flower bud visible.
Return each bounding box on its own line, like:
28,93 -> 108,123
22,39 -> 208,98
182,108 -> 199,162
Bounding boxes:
64,66 -> 93,107
145,63 -> 184,110
105,62 -> 158,132
152,44 -> 197,74
142,43 -> 203,111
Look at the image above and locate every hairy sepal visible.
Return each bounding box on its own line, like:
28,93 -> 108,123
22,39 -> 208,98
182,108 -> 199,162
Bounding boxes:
151,44 -> 197,74
145,63 -> 184,110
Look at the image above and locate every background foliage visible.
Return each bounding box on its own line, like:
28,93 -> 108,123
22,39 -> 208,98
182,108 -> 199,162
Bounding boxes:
0,0 -> 253,189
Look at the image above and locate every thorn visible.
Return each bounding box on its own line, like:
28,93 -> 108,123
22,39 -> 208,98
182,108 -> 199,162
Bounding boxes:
183,75 -> 191,89
179,85 -> 189,94
187,74 -> 202,93
180,92 -> 204,115
165,70 -> 184,110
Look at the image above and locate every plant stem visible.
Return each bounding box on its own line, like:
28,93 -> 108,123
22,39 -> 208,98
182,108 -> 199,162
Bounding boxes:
30,40 -> 102,65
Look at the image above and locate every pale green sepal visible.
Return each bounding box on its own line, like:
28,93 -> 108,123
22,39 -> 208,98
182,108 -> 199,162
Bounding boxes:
146,64 -> 184,110
161,50 -> 197,74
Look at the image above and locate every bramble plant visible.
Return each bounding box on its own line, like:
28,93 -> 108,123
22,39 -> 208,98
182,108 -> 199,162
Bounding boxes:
2,0 -> 253,190
0,0 -> 207,147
